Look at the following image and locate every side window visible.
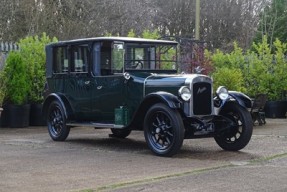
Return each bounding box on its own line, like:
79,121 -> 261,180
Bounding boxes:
71,45 -> 89,73
54,46 -> 69,73
126,46 -> 151,69
112,42 -> 124,73
92,43 -> 101,76
99,41 -> 124,75
100,45 -> 112,75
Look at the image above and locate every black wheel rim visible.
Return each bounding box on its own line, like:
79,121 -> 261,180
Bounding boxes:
222,112 -> 243,143
48,105 -> 64,137
147,111 -> 174,151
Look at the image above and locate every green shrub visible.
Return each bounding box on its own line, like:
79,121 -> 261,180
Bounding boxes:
247,37 -> 287,100
210,42 -> 245,70
210,36 -> 287,100
212,67 -> 246,93
18,33 -> 57,103
0,70 -> 7,106
4,51 -> 30,105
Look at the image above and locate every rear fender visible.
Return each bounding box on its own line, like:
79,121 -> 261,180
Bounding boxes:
42,93 -> 74,120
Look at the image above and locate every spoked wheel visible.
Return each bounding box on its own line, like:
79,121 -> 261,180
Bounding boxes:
144,103 -> 184,157
47,100 -> 70,141
214,102 -> 253,151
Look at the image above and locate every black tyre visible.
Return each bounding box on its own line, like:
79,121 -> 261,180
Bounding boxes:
47,100 -> 70,141
215,102 -> 253,151
110,128 -> 131,138
144,103 -> 184,157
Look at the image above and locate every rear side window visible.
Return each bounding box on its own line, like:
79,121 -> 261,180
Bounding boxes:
54,46 -> 69,73
53,45 -> 89,74
71,45 -> 89,73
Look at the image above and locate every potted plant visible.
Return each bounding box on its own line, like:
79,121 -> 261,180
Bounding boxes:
0,70 -> 6,117
4,51 -> 31,128
18,33 -> 57,126
251,38 -> 287,118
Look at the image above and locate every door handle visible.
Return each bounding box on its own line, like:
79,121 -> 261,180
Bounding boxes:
85,81 -> 90,85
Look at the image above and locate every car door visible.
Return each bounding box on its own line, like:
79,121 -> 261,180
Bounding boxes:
64,44 -> 94,120
90,41 -> 126,122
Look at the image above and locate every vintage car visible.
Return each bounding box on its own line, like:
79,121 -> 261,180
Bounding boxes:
43,37 -> 253,157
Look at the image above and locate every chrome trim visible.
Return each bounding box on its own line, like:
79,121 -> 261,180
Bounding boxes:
66,122 -> 124,129
143,73 -> 157,97
183,74 -> 214,117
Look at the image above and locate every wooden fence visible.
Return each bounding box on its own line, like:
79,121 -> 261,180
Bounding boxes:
0,42 -> 19,70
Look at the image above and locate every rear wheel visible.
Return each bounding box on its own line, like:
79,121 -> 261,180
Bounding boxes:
214,102 -> 253,151
47,100 -> 70,141
144,103 -> 184,157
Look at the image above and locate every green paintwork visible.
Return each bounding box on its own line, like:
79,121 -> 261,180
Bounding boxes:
91,75 -> 125,122
47,70 -> 189,124
144,74 -> 186,96
122,71 -> 187,122
45,37 -> 188,126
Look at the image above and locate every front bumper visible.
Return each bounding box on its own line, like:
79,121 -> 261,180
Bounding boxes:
183,115 -> 235,139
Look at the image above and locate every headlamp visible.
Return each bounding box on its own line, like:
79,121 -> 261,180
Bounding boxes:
178,86 -> 191,101
216,86 -> 229,100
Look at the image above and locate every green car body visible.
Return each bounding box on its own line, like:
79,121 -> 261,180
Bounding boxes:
43,37 -> 253,157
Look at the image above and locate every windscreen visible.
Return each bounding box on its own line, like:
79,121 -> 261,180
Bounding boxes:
125,44 -> 177,70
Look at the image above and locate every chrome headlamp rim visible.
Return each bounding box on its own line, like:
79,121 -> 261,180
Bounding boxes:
178,86 -> 192,101
216,86 -> 229,100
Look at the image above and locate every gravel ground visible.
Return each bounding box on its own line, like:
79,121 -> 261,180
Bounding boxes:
0,118 -> 286,192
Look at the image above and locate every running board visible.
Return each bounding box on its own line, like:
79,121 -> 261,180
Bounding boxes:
66,122 -> 124,129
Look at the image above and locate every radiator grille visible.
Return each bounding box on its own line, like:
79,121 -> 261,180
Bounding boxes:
192,82 -> 212,115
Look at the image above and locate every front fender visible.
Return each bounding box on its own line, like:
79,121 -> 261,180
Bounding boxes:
228,91 -> 252,108
144,91 -> 182,109
128,91 -> 182,130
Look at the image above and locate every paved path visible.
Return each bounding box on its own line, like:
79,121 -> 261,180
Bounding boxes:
0,118 -> 286,192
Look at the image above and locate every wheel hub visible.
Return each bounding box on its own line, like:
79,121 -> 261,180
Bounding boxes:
52,117 -> 61,125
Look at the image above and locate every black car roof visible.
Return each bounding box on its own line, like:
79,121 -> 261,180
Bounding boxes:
47,37 -> 178,47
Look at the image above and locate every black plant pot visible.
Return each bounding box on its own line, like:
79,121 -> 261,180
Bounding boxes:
0,107 -> 3,121
8,104 -> 31,128
0,105 -> 9,128
264,101 -> 287,118
30,103 -> 46,126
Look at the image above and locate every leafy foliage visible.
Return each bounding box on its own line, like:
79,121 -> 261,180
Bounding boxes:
212,67 -> 246,93
188,46 -> 213,75
210,36 -> 287,101
127,29 -> 159,39
18,33 -> 57,103
254,0 -> 287,46
209,42 -> 245,70
127,29 -> 136,38
4,51 -> 29,105
0,70 -> 7,106
142,30 -> 160,39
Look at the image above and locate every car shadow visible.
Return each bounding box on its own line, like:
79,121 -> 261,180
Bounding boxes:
65,136 -> 259,161
177,147 -> 260,161
67,136 -> 149,153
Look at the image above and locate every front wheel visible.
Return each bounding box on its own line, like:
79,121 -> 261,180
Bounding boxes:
144,103 -> 184,157
214,102 -> 253,151
47,100 -> 70,141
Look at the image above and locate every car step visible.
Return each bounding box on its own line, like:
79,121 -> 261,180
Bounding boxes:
66,122 -> 124,129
